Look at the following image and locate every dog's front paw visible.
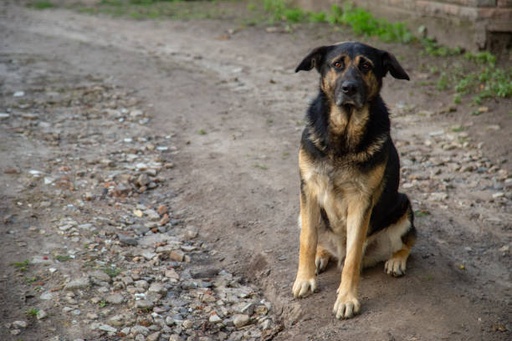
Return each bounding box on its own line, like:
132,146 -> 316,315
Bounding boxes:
385,257 -> 407,277
333,292 -> 360,319
292,276 -> 317,298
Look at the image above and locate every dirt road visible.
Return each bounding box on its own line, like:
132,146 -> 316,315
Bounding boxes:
1,1 -> 510,340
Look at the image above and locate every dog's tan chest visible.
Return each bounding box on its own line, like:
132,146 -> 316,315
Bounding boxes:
302,162 -> 366,234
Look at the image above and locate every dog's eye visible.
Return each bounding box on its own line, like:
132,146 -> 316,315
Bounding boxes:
360,61 -> 372,72
333,61 -> 344,70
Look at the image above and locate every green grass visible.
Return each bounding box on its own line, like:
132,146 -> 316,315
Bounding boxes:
103,265 -> 122,278
261,1 -> 412,43
12,260 -> 30,272
26,308 -> 39,317
55,255 -> 72,262
30,1 -> 55,9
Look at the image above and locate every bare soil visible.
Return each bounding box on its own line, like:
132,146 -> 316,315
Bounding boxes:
1,1 -> 510,340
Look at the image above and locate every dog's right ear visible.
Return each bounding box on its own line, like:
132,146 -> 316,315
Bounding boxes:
295,46 -> 330,73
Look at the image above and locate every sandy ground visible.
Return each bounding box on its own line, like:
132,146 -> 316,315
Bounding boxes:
1,1 -> 511,340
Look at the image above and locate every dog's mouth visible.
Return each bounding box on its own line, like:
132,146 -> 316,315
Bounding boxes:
335,97 -> 362,111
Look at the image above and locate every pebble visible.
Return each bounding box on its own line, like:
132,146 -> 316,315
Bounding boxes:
106,293 -> 124,305
233,314 -> 250,328
36,309 -> 48,320
209,313 -> 222,323
12,320 -> 28,328
98,324 -> 118,333
64,277 -> 91,290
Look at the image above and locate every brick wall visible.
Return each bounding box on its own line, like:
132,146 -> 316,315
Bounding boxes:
292,0 -> 512,51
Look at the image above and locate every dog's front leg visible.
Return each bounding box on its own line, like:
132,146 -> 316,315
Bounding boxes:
333,199 -> 371,319
292,190 -> 320,298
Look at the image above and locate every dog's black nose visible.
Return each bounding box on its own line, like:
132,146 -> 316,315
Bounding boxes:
341,81 -> 357,96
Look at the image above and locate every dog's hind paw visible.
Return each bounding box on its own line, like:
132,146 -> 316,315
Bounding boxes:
385,257 -> 407,277
315,253 -> 330,274
292,277 -> 317,298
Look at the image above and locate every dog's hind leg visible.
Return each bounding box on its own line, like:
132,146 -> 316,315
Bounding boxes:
384,206 -> 417,277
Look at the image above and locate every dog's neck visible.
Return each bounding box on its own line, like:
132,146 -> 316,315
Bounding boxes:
306,92 -> 390,160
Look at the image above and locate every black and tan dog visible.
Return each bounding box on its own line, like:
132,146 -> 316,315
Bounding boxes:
292,42 -> 417,319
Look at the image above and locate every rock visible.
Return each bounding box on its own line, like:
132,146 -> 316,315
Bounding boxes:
64,277 -> 91,290
209,313 -> 222,323
157,204 -> 168,215
170,250 -> 185,262
135,300 -> 154,310
148,282 -> 167,295
136,173 -> 150,187
118,233 -> 139,246
165,269 -> 180,280
40,291 -> 54,300
233,314 -> 250,328
106,293 -> 124,305
12,320 -> 28,328
131,325 -> 150,336
89,270 -> 112,283
98,324 -> 118,333
184,226 -> 199,240
147,331 -> 161,341
36,310 -> 48,320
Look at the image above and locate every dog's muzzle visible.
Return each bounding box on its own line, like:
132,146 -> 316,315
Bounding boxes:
335,80 -> 365,109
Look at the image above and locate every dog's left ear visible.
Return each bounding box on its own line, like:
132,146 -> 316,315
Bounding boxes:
381,51 -> 410,80
295,46 -> 330,73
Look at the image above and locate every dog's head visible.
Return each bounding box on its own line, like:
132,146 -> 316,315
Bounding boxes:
296,42 -> 409,110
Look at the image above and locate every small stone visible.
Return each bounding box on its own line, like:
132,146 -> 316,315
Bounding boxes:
148,282 -> 166,294
130,110 -> 144,118
233,314 -> 250,328
499,245 -> 510,253
492,192 -> 505,199
135,280 -> 150,290
137,174 -> 150,187
40,291 -> 54,300
170,250 -> 185,262
118,233 -> 139,246
13,91 -> 25,97
147,331 -> 161,341
36,309 -> 48,320
165,269 -> 180,280
184,227 -> 199,240
131,325 -> 150,336
12,320 -> 28,328
135,300 -> 154,310
106,293 -> 125,305
98,324 -> 118,333
182,320 -> 193,329
145,209 -> 160,221
90,270 -> 112,283
159,214 -> 170,226
64,277 -> 91,290
209,314 -> 222,323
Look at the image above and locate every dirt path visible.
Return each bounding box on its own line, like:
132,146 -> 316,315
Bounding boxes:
1,2 -> 510,340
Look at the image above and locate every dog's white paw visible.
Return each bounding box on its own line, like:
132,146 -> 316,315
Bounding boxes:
385,257 -> 407,277
333,292 -> 360,319
292,276 -> 317,298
